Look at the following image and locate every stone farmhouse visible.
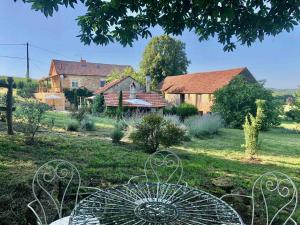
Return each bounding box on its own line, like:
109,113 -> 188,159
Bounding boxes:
35,59 -> 130,110
93,76 -> 166,113
160,67 -> 256,114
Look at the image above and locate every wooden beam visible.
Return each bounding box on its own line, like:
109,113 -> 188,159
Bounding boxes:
6,77 -> 14,135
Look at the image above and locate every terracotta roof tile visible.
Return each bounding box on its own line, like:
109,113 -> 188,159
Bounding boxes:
52,59 -> 130,76
104,92 -> 166,108
160,67 -> 255,94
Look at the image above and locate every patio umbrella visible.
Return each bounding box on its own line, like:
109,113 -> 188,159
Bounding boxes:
45,95 -> 63,109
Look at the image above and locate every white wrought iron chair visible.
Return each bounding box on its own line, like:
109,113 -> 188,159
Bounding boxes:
221,171 -> 298,225
27,159 -> 100,225
128,150 -> 187,186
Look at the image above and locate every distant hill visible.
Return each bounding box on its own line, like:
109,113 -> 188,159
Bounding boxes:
269,88 -> 297,96
0,76 -> 38,86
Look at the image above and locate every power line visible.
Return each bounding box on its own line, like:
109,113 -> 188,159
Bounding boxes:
0,55 -> 26,60
29,44 -> 74,60
0,43 -> 26,46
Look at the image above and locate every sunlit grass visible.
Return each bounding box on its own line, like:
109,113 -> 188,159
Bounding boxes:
0,114 -> 299,224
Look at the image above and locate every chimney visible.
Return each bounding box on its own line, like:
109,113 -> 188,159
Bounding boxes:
146,75 -> 151,93
129,82 -> 137,99
80,58 -> 87,66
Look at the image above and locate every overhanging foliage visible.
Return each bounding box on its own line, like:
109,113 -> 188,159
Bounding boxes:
16,0 -> 300,51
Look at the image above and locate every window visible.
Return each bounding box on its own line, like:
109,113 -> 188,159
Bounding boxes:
100,80 -> 106,87
71,80 -> 78,88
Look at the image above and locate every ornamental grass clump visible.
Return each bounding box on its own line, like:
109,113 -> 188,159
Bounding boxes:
65,119 -> 80,132
80,115 -> 96,131
184,114 -> 224,138
110,124 -> 125,143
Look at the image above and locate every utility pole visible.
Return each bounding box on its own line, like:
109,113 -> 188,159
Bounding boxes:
26,42 -> 29,79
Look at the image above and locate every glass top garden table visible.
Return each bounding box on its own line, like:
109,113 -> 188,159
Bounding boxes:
69,182 -> 244,225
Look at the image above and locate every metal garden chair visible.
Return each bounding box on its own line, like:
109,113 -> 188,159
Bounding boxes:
128,150 -> 186,186
221,171 -> 298,225
27,160 -> 99,225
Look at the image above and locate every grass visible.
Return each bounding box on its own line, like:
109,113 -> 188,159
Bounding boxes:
0,112 -> 299,225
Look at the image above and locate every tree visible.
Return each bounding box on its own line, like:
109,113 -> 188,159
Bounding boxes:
140,35 -> 190,87
17,0 -> 300,51
14,99 -> 50,144
212,76 -> 281,130
295,86 -> 300,108
243,99 -> 266,159
92,93 -> 105,115
116,91 -> 123,120
106,67 -> 144,84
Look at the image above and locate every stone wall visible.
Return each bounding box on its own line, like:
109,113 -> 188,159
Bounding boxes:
104,77 -> 145,93
164,93 -> 213,114
62,75 -> 107,92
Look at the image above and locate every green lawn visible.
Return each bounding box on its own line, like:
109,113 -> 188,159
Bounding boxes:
0,112 -> 299,225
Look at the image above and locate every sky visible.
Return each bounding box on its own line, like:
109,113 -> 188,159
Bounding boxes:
0,1 -> 300,89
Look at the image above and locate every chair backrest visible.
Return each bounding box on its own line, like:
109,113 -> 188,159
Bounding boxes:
251,171 -> 298,225
31,160 -> 81,225
144,150 -> 183,184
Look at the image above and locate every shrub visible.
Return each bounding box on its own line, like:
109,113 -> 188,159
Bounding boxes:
105,107 -> 117,117
163,105 -> 177,115
71,106 -> 88,122
65,119 -> 80,131
160,121 -> 186,147
212,76 -> 281,129
81,116 -> 96,131
129,113 -> 186,153
285,108 -> 300,122
243,100 -> 266,159
176,103 -> 198,121
184,114 -> 224,138
92,93 -> 105,115
163,115 -> 181,126
14,99 -> 50,143
111,126 -> 124,143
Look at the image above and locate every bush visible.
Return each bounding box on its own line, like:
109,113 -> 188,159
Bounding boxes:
92,94 -> 105,115
14,99 -> 50,143
81,116 -> 96,131
212,76 -> 281,129
160,121 -> 186,147
111,126 -> 124,143
285,108 -> 300,122
65,120 -> 80,131
243,100 -> 266,159
105,107 -> 117,117
184,114 -> 224,138
129,113 -> 186,153
71,106 -> 89,122
163,105 -> 177,115
176,103 -> 198,120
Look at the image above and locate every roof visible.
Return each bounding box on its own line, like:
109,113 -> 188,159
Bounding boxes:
51,59 -> 130,76
94,76 -> 130,94
104,92 -> 166,108
160,67 -> 255,94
